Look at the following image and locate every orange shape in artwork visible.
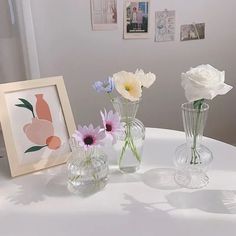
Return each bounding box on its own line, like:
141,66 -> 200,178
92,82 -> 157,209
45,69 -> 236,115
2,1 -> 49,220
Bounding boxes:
46,136 -> 61,150
23,118 -> 54,145
35,94 -> 52,122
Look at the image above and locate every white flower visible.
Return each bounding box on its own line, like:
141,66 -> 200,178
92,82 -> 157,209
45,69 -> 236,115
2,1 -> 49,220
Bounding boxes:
113,71 -> 142,101
135,69 -> 156,88
181,64 -> 233,102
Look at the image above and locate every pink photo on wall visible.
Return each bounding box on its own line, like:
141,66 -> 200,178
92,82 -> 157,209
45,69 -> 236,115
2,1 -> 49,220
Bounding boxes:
0,76 -> 75,177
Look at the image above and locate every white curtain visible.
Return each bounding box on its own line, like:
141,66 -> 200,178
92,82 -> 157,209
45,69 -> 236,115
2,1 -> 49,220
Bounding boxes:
0,0 -> 26,83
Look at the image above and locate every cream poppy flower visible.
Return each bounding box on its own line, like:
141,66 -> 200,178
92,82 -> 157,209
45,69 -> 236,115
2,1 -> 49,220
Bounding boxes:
113,71 -> 142,101
135,69 -> 156,88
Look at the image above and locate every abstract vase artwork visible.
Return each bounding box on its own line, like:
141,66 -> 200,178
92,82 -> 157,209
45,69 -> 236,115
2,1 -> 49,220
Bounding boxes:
15,94 -> 61,153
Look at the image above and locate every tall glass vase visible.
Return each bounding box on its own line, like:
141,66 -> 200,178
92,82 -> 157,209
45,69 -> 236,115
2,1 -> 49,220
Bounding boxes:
111,97 -> 145,173
174,102 -> 213,189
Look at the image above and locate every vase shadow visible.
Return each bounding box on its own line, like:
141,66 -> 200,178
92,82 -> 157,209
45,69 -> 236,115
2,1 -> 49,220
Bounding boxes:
166,189 -> 236,214
108,167 -> 142,183
142,168 -> 181,190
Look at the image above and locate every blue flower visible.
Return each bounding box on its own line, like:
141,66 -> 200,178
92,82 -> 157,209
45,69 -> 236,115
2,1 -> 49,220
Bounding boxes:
93,77 -> 114,93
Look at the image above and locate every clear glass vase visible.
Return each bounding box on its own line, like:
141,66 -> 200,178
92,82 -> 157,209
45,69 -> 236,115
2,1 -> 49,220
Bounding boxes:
174,102 -> 213,189
67,138 -> 109,194
111,97 -> 145,173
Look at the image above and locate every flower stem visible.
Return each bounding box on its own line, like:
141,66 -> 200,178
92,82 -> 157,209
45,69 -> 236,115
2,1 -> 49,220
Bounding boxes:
107,93 -> 114,102
118,118 -> 141,169
127,121 -> 141,162
191,99 -> 204,164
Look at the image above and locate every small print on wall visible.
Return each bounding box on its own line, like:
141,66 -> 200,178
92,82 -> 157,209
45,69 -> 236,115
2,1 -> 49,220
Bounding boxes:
180,23 -> 205,41
0,77 -> 75,177
91,0 -> 117,30
124,0 -> 150,39
155,10 -> 175,42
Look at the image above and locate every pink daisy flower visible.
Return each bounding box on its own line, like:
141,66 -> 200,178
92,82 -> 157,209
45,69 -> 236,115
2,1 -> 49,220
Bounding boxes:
73,124 -> 105,149
100,109 -> 123,144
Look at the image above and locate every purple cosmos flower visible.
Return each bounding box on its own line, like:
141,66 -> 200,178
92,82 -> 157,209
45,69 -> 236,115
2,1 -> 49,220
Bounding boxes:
93,77 -> 114,93
72,124 -> 105,149
100,109 -> 123,144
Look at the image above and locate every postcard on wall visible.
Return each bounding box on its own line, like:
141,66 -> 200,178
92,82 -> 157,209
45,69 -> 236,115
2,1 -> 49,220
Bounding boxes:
180,23 -> 205,41
123,0 -> 150,39
155,10 -> 175,42
91,0 -> 117,30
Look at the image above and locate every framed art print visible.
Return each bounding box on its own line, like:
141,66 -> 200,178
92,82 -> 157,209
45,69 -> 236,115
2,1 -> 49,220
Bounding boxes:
124,0 -> 150,39
0,76 -> 76,177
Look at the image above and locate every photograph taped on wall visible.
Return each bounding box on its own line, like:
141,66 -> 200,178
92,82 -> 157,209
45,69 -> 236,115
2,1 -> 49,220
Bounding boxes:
124,0 -> 150,39
155,10 -> 175,42
91,0 -> 117,30
180,23 -> 205,41
0,76 -> 76,177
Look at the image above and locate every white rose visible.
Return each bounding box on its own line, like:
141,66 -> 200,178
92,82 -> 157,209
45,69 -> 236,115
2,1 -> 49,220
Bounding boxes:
181,64 -> 233,102
135,69 -> 156,88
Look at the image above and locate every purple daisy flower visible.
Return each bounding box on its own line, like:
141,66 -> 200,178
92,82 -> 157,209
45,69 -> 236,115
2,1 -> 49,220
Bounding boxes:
100,109 -> 123,144
93,77 -> 114,93
72,124 -> 105,149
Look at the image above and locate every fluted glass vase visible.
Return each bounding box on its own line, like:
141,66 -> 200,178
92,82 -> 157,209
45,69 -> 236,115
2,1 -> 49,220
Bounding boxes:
67,138 -> 109,194
111,97 -> 145,173
174,102 -> 213,189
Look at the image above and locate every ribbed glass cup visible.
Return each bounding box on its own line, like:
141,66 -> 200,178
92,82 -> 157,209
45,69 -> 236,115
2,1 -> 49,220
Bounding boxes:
67,137 -> 109,195
182,102 -> 209,152
111,97 -> 145,173
174,102 -> 213,189
112,96 -> 139,121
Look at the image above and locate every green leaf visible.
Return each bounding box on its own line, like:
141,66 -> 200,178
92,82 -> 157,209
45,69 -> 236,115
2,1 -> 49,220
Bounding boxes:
15,103 -> 33,113
18,98 -> 34,112
24,145 -> 47,153
15,104 -> 28,108
16,98 -> 36,118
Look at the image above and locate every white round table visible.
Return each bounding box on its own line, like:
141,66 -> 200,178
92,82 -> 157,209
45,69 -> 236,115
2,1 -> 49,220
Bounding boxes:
0,128 -> 236,236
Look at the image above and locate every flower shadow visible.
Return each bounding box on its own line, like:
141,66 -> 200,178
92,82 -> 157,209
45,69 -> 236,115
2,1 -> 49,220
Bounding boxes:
120,193 -> 172,230
166,190 -> 236,214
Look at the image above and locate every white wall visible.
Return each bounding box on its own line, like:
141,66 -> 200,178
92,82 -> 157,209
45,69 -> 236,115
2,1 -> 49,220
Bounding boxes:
30,0 -> 236,145
0,0 -> 25,83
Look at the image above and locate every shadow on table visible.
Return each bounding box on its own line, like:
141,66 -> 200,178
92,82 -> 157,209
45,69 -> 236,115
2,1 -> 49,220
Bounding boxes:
142,168 -> 181,190
6,163 -> 236,215
2,193 -> 236,236
3,194 -> 173,236
6,166 -> 73,205
120,194 -> 172,229
166,190 -> 236,214
5,167 -> 178,205
6,167 -> 144,205
6,166 -> 143,205
109,168 -> 142,183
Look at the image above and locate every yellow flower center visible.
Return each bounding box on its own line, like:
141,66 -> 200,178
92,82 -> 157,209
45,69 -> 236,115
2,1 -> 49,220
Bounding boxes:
125,84 -> 131,92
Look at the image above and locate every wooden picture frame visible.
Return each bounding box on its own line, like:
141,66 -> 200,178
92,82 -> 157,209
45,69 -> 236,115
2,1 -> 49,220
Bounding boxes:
0,76 -> 76,177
